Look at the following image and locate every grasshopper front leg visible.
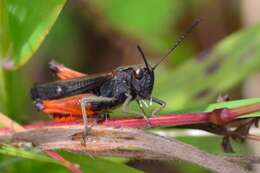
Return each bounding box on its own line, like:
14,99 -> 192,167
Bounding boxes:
122,94 -> 150,123
150,96 -> 166,115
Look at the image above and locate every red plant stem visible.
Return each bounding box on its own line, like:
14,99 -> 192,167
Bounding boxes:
100,103 -> 252,127
45,150 -> 83,173
101,113 -> 209,127
0,113 -> 208,132
1,102 -> 259,132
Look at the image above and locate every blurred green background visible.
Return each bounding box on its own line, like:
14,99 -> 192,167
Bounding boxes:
1,0 -> 260,172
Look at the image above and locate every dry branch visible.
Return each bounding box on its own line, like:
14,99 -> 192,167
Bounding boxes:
0,124 -> 252,173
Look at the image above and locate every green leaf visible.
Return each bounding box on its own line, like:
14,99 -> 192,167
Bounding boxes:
153,24 -> 260,111
0,0 -> 66,116
0,0 -> 66,69
61,152 -> 144,173
0,145 -> 59,164
188,97 -> 260,112
173,97 -> 260,119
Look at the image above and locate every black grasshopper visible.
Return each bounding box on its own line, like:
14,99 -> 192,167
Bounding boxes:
31,20 -> 200,135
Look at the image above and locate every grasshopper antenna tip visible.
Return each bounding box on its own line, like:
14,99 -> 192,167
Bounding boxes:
152,19 -> 202,70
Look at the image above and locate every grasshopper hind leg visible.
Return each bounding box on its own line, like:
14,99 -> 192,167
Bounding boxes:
80,98 -> 90,144
80,96 -> 114,144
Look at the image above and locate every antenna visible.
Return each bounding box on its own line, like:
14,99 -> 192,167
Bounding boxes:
137,45 -> 152,70
152,19 -> 201,70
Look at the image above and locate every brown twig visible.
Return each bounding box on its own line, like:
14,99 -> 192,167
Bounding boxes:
0,124 -> 252,173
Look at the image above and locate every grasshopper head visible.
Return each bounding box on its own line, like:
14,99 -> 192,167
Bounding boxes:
131,66 -> 154,99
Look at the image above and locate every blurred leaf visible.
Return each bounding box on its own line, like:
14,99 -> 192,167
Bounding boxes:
0,155 -> 68,173
94,0 -> 178,35
0,146 -> 143,173
61,152 -> 143,173
0,145 -> 59,164
93,0 -> 184,49
103,156 -> 129,163
175,136 -> 245,173
0,0 -> 66,69
41,6 -> 79,60
1,70 -> 31,120
153,24 -> 260,111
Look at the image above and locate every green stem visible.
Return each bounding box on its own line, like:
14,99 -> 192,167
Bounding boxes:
0,69 -> 6,113
0,68 -> 12,115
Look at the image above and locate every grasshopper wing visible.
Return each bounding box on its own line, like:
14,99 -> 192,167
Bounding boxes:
31,73 -> 113,100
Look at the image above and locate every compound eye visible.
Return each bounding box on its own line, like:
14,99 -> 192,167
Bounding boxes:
134,68 -> 143,80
